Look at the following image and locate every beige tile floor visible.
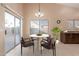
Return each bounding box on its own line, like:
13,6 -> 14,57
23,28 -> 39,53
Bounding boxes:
6,40 -> 79,56
56,42 -> 79,56
6,40 -> 53,56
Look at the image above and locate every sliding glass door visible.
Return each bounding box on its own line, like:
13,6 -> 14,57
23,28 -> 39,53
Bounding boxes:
5,12 -> 15,52
5,12 -> 21,53
15,18 -> 21,45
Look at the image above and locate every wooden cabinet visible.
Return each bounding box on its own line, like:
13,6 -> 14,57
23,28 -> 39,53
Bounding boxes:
60,31 -> 79,44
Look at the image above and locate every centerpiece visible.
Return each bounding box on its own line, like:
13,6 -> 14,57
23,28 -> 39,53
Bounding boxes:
37,32 -> 43,36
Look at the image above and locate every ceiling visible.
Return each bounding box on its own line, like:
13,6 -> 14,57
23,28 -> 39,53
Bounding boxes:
60,3 -> 79,9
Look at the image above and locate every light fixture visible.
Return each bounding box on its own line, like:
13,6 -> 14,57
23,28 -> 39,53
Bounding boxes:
35,3 -> 44,17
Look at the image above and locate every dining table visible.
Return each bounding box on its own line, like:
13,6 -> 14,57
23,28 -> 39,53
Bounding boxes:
29,34 -> 49,53
30,34 -> 49,38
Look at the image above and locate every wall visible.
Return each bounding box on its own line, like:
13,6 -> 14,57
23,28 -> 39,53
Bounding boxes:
4,3 -> 24,16
0,4 -> 5,55
23,3 -> 79,36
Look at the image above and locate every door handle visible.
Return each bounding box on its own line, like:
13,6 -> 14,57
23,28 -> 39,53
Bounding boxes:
5,30 -> 7,35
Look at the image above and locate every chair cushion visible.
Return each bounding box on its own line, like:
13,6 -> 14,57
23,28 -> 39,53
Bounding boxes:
41,43 -> 50,49
23,41 -> 34,47
23,43 -> 34,47
23,38 -> 30,42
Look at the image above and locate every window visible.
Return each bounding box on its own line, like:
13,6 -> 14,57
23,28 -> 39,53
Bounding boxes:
67,20 -> 79,30
67,20 -> 74,30
40,20 -> 48,34
30,19 -> 48,34
75,21 -> 79,28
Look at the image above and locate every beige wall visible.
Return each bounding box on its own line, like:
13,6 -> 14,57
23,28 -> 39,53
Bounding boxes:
0,4 -> 5,55
23,3 -> 79,36
4,3 -> 24,16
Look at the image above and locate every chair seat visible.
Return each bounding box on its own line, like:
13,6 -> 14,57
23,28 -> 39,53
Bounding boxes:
23,43 -> 34,47
41,43 -> 50,49
41,43 -> 53,49
22,41 -> 34,47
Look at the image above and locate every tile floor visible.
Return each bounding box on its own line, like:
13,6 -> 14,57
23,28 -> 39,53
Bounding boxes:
6,40 -> 79,56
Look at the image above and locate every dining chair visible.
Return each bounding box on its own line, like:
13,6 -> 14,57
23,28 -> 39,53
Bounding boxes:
21,37 -> 34,56
40,36 -> 56,56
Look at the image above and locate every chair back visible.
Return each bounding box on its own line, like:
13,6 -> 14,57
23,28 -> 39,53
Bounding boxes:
47,35 -> 55,49
21,37 -> 25,44
47,35 -> 52,43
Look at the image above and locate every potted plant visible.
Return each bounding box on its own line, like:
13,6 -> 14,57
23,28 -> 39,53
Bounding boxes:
51,27 -> 61,40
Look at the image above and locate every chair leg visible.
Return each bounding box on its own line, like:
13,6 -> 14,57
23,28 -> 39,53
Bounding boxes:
21,44 -> 22,56
52,44 -> 56,56
54,46 -> 56,56
52,48 -> 54,56
33,45 -> 34,54
41,46 -> 42,55
53,46 -> 56,56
